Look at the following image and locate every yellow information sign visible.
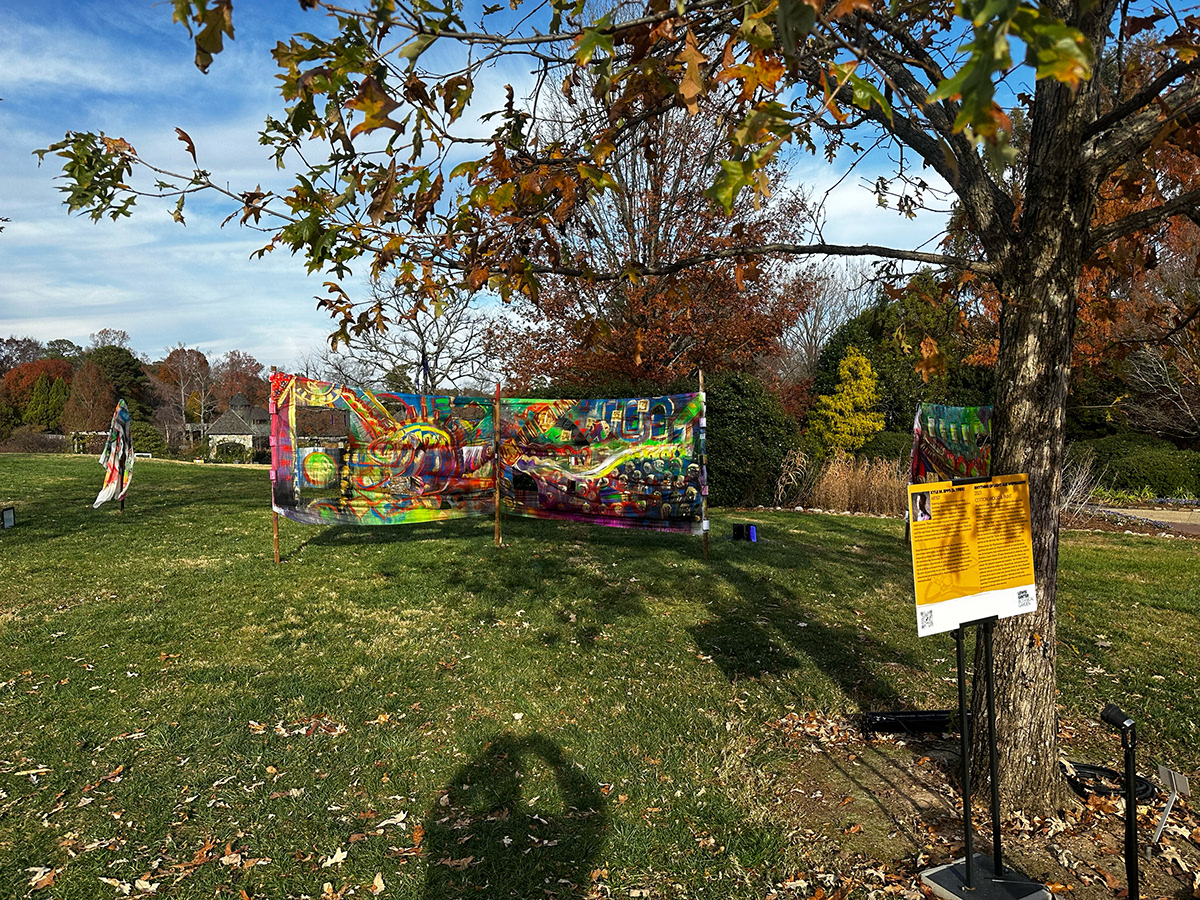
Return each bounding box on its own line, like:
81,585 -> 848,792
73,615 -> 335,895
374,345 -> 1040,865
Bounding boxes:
908,474 -> 1037,636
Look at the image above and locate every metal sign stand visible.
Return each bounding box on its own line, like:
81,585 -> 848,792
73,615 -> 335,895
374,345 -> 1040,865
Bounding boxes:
921,617 -> 1049,900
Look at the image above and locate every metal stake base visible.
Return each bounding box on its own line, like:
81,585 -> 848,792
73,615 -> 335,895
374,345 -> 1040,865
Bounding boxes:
922,855 -> 1050,900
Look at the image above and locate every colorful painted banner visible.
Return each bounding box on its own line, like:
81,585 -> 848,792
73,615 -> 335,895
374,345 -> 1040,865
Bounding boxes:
908,474 -> 1037,636
910,403 -> 992,483
500,395 -> 706,531
269,374 -> 706,534
270,375 -> 494,526
94,399 -> 133,508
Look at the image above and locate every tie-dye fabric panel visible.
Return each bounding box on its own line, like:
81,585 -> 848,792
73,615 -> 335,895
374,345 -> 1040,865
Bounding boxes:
94,399 -> 133,508
910,403 -> 992,482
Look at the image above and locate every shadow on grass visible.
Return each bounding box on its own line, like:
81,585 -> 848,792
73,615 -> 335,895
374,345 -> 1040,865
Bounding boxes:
687,517 -> 920,710
422,732 -> 608,900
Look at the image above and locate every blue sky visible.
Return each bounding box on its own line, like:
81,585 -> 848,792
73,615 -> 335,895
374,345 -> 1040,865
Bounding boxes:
0,0 -> 949,369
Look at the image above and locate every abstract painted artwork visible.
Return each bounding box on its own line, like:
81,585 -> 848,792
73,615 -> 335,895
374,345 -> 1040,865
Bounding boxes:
93,399 -> 133,508
910,403 -> 992,482
270,374 -> 706,534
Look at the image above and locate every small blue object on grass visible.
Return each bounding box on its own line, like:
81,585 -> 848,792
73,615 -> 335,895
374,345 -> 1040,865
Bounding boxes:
731,524 -> 758,542
2,507 -> 15,529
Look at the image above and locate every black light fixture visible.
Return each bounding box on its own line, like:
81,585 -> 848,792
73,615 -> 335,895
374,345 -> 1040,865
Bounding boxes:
1,507 -> 14,529
1101,702 -> 1139,900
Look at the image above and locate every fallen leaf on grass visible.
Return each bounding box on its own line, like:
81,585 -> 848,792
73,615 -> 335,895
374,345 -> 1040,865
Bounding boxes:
84,765 -> 125,793
27,867 -> 59,890
171,837 -> 218,871
134,878 -> 159,892
322,847 -> 348,868
438,856 -> 474,869
99,876 -> 132,895
368,872 -> 386,895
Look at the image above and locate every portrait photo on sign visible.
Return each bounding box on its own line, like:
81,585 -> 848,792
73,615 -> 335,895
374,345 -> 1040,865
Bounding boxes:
911,491 -> 932,522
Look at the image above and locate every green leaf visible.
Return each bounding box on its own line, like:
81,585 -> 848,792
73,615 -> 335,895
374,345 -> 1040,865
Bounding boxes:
847,72 -> 892,122
449,158 -> 485,179
705,159 -> 755,213
577,164 -> 619,192
399,33 -> 437,63
575,17 -> 614,66
776,0 -> 817,60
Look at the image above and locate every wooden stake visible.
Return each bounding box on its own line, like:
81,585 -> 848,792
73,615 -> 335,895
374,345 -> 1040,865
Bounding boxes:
494,382 -> 503,547
270,366 -> 280,564
699,369 -> 708,563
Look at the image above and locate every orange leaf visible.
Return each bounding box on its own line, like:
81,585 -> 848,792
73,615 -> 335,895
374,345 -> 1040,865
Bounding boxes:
830,0 -> 873,17
175,128 -> 198,165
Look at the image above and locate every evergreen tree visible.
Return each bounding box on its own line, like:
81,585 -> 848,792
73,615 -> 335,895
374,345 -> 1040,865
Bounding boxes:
22,374 -> 70,430
88,345 -> 152,421
806,347 -> 885,454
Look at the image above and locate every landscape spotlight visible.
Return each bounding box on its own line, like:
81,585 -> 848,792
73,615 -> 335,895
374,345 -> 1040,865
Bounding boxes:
1101,702 -> 1139,900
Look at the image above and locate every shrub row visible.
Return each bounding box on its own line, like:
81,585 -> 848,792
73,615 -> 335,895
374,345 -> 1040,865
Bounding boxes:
1069,435 -> 1200,498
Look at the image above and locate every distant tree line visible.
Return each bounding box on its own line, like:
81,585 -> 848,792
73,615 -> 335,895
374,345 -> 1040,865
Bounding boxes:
0,330 -> 269,456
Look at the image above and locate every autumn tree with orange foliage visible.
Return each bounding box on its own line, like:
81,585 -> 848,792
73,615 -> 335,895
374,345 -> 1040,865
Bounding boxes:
943,44 -> 1200,439
498,93 -> 814,392
2,358 -> 74,409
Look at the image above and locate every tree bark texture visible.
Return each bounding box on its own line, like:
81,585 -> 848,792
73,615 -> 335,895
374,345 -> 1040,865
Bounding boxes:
970,68 -> 1103,813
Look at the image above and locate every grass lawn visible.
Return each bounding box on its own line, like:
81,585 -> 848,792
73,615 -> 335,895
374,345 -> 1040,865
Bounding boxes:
0,454 -> 1196,900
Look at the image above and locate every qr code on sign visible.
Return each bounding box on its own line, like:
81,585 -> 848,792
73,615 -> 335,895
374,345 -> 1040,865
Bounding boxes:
919,609 -> 935,631
1017,589 -> 1032,608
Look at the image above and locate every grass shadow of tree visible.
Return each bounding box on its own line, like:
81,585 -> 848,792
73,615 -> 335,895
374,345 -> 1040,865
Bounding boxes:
687,516 -> 921,710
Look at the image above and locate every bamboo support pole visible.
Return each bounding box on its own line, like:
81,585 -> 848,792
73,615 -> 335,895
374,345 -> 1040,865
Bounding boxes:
494,382 -> 503,546
270,366 -> 280,564
699,369 -> 708,562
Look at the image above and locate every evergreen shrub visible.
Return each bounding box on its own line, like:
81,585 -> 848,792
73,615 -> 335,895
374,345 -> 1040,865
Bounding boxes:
858,430 -> 913,462
130,422 -> 169,457
705,373 -> 800,507
1105,448 -> 1199,497
1072,433 -> 1175,473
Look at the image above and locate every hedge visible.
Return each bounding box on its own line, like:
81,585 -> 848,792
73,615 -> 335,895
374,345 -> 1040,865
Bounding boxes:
1070,435 -> 1200,496
704,373 -> 800,507
858,430 -> 913,462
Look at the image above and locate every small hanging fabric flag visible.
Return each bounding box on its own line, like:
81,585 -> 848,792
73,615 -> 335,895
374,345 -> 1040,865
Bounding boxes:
94,400 -> 133,508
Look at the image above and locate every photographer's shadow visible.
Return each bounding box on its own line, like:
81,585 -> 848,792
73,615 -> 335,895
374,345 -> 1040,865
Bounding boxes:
422,732 -> 608,900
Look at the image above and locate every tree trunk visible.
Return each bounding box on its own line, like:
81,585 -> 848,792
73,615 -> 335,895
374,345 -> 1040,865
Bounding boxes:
970,70 -> 1101,814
